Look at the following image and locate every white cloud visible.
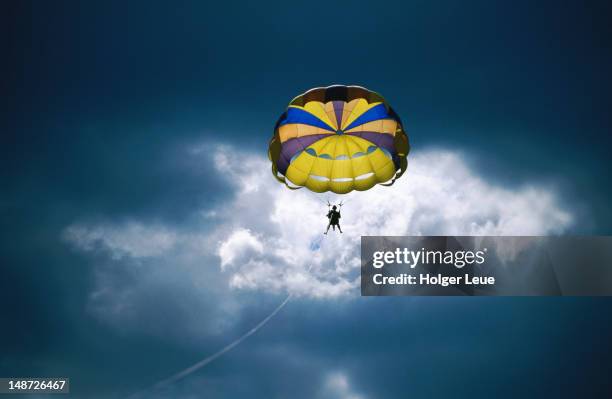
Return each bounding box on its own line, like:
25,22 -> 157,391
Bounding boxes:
64,145 -> 573,306
218,229 -> 264,269
63,222 -> 177,260
320,371 -> 365,399
211,146 -> 572,298
62,221 -> 239,340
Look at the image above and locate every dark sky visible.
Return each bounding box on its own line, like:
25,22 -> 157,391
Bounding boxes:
2,1 -> 612,398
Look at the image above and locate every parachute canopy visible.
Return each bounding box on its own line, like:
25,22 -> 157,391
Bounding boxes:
268,85 -> 410,194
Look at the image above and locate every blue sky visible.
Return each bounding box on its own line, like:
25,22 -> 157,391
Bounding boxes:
2,1 -> 612,398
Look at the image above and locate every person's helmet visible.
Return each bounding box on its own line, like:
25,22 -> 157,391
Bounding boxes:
332,205 -> 337,210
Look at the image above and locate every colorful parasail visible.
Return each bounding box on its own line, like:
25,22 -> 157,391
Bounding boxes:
268,85 -> 410,194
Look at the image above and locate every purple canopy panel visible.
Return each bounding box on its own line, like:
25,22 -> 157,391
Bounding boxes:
346,131 -> 401,169
332,101 -> 345,129
276,134 -> 329,175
